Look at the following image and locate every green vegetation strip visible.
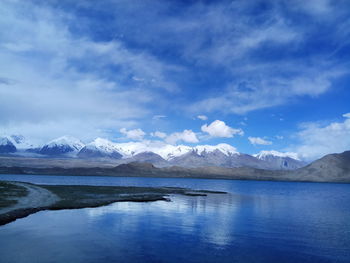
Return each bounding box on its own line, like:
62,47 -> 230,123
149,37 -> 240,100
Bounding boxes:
41,185 -> 226,209
0,182 -> 28,208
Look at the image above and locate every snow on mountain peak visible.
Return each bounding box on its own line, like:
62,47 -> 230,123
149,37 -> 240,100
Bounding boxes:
113,141 -> 150,157
9,135 -> 25,144
0,134 -> 35,149
193,143 -> 239,156
254,150 -> 300,161
85,138 -> 119,153
1,133 -> 242,161
46,136 -> 85,151
156,144 -> 192,160
0,137 -> 13,146
101,141 -> 193,160
111,142 -> 238,160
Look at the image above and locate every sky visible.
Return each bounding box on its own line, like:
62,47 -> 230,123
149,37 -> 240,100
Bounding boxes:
0,0 -> 350,160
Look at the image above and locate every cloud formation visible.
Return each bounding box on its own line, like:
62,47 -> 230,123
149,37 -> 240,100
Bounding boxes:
120,128 -> 146,141
0,0 -> 177,142
197,115 -> 208,121
248,137 -> 273,146
150,131 -> 167,139
201,120 -> 243,138
165,130 -> 199,144
190,68 -> 345,115
0,0 -> 349,156
152,115 -> 167,120
292,114 -> 350,160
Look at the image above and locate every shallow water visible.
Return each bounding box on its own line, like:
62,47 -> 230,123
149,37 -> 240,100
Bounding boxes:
0,174 -> 350,263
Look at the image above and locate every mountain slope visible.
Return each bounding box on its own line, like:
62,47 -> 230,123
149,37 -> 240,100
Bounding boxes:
0,137 -> 17,154
289,151 -> 350,182
125,152 -> 168,166
254,151 -> 306,170
169,150 -> 236,167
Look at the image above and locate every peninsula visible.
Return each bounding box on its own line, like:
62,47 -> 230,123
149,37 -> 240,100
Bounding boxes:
0,181 -> 226,226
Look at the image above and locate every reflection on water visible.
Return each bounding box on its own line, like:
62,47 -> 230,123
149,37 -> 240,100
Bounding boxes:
86,193 -> 240,246
0,174 -> 350,263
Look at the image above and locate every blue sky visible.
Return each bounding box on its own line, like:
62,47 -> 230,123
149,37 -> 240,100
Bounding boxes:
0,0 -> 349,160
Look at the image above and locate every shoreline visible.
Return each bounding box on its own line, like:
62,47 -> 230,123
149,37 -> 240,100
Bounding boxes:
0,181 -> 226,226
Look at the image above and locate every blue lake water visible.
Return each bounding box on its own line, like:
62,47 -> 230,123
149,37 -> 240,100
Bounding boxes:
0,174 -> 350,263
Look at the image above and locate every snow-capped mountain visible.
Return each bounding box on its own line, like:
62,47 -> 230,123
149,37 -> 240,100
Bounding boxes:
39,136 -> 85,156
254,150 -> 300,160
0,134 -> 37,154
8,135 -> 35,150
0,135 -> 306,170
78,138 -> 122,159
112,142 -> 238,161
168,149 -> 267,168
165,144 -> 239,168
108,141 -> 192,160
154,144 -> 192,160
85,142 -> 305,170
254,150 -> 305,170
192,143 -> 239,156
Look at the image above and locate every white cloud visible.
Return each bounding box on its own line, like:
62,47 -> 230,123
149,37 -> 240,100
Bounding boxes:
343,112 -> 350,118
292,0 -> 333,15
292,115 -> 350,160
150,131 -> 167,139
1,0 -> 349,144
152,115 -> 167,120
120,128 -> 146,141
197,115 -> 208,121
248,137 -> 273,145
201,120 -> 243,138
165,129 -> 199,144
190,67 -> 344,115
0,1 -> 178,143
79,0 -> 349,117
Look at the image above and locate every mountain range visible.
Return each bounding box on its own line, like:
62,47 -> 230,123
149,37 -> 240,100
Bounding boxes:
0,151 -> 349,183
0,135 -> 306,170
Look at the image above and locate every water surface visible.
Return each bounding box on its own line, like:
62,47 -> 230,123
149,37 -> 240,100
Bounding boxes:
0,174 -> 349,263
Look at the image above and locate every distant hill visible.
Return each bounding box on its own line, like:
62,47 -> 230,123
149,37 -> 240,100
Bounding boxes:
289,151 -> 350,182
254,150 -> 306,170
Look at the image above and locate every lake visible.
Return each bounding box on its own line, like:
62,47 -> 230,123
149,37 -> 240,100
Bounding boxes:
0,174 -> 350,263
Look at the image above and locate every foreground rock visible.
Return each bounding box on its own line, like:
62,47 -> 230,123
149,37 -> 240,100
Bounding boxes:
0,181 -> 226,226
